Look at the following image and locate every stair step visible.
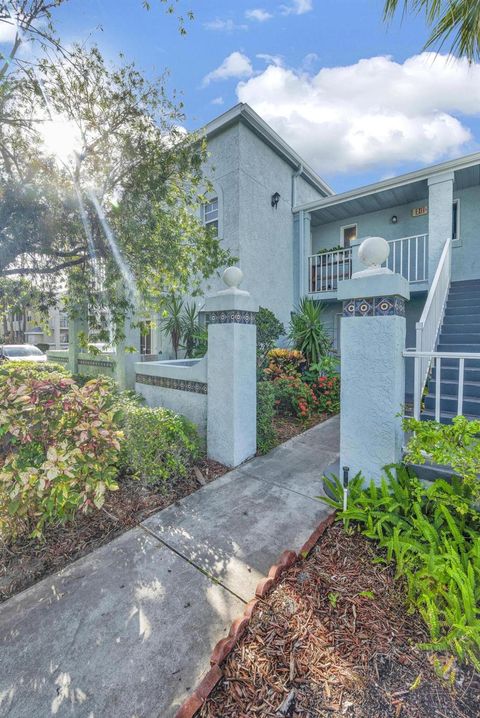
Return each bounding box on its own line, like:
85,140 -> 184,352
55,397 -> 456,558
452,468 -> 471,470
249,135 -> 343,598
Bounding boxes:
445,306 -> 480,316
438,333 -> 480,343
449,289 -> 480,298
446,300 -> 480,309
424,394 -> 480,416
451,279 -> 480,287
437,343 -> 480,352
432,365 -> 480,380
442,320 -> 480,330
429,379 -> 480,398
441,327 -> 480,338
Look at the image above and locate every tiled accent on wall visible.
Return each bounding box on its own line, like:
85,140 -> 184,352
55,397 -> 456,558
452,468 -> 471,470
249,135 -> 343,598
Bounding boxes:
49,355 -> 69,363
78,359 -> 116,369
205,310 -> 256,325
343,295 -> 406,318
135,373 -> 208,394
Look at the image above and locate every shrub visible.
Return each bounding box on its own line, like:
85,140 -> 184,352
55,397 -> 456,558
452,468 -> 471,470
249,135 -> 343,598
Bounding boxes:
264,348 -> 306,380
272,374 -> 318,421
257,381 -> 277,455
403,415 -> 480,498
256,307 -> 285,369
0,372 -> 122,541
0,360 -> 71,379
120,405 -> 200,487
322,465 -> 480,669
289,298 -> 332,366
311,375 -> 340,414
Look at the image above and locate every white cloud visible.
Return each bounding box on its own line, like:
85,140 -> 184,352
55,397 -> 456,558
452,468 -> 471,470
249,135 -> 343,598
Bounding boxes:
257,53 -> 284,67
280,0 -> 313,16
237,53 -> 480,174
246,9 -> 273,22
203,51 -> 254,86
211,96 -> 224,105
204,18 -> 247,32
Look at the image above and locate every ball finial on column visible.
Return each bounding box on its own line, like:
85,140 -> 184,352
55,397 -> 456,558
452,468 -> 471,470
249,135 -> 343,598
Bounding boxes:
222,266 -> 243,288
353,236 -> 392,277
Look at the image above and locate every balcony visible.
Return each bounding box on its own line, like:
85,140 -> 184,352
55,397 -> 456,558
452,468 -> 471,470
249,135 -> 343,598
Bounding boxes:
308,233 -> 428,295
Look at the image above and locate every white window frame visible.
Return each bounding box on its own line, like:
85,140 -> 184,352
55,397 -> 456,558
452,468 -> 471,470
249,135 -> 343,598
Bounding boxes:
203,197 -> 219,235
452,198 -> 460,244
340,223 -> 357,248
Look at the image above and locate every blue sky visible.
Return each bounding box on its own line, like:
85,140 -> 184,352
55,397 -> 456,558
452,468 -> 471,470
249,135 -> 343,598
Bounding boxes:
50,1 -> 480,191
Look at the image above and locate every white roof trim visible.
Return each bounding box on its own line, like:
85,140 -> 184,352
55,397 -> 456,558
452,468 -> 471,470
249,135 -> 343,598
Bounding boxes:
202,103 -> 334,198
294,151 -> 480,213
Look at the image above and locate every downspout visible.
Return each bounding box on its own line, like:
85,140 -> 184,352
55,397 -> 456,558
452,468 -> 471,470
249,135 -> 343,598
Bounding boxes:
291,163 -> 303,209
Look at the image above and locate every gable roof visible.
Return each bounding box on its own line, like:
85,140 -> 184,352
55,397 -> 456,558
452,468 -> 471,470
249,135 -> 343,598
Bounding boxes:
202,103 -> 334,198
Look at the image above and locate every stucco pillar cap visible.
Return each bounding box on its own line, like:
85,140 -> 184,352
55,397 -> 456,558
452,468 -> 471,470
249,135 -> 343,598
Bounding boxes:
203,266 -> 259,313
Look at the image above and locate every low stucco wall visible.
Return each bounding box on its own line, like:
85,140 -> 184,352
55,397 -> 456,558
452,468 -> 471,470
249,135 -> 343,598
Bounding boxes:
134,358 -> 208,436
47,350 -> 116,378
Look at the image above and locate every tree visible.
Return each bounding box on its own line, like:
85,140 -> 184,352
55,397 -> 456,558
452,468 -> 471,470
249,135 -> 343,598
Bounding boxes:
0,277 -> 53,341
384,0 -> 480,61
0,45 -> 231,341
289,298 -> 332,366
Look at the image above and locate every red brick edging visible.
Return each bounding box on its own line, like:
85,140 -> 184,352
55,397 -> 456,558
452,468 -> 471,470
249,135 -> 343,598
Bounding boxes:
174,511 -> 336,718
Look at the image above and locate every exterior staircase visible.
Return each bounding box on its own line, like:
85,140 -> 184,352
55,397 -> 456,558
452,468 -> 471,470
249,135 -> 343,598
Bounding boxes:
422,279 -> 480,423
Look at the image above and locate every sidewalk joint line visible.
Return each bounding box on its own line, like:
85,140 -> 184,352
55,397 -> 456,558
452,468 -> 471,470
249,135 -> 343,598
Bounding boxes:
139,523 -> 248,605
237,460 -> 339,503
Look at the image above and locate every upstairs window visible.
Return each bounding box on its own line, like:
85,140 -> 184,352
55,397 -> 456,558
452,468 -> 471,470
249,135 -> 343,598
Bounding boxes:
203,198 -> 219,236
452,199 -> 460,241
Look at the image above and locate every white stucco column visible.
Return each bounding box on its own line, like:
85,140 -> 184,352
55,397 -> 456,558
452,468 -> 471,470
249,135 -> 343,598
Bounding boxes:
115,317 -> 141,390
428,171 -> 454,283
203,267 -> 258,468
299,211 -> 312,298
338,238 -> 410,483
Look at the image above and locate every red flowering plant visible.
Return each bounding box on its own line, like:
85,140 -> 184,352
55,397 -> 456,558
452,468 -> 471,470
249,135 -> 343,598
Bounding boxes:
272,374 -> 319,422
0,363 -> 122,542
303,356 -> 340,415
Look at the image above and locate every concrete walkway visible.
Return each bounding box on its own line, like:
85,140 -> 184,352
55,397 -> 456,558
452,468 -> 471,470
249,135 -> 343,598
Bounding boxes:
0,415 -> 339,718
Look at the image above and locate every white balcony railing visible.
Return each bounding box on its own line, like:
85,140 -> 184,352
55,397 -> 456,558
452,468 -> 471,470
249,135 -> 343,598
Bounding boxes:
385,234 -> 428,283
308,248 -> 352,293
308,233 -> 429,294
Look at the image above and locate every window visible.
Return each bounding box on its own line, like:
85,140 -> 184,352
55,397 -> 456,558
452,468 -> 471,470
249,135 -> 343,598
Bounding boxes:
341,224 -> 357,248
203,198 -> 219,236
140,321 -> 152,355
452,199 -> 460,241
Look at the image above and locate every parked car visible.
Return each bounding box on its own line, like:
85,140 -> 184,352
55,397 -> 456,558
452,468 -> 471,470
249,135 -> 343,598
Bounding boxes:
0,344 -> 47,362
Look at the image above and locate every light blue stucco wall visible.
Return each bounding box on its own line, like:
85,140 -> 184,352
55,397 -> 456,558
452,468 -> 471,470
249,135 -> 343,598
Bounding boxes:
311,197 -> 429,253
204,122 -> 325,327
451,185 -> 480,282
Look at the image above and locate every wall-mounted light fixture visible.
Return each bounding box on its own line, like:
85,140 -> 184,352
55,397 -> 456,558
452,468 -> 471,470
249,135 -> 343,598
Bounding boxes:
390,215 -> 398,224
271,192 -> 281,209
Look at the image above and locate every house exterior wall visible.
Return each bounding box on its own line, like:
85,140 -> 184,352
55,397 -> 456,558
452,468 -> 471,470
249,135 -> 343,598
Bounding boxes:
204,122 -> 324,327
311,198 -> 429,253
452,185 -> 480,282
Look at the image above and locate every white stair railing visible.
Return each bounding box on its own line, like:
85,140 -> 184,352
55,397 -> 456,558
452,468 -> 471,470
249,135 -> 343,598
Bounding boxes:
408,238 -> 452,420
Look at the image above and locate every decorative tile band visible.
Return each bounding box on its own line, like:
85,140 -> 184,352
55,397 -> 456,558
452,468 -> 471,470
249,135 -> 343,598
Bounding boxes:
206,310 -> 256,326
78,358 -> 116,369
343,295 -> 405,318
49,355 -> 69,363
135,373 -> 208,395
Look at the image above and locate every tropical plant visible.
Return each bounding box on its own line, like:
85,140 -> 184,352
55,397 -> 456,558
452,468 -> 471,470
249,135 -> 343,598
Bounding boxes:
403,415 -> 480,497
384,0 -> 480,61
119,405 -> 200,487
264,348 -> 306,379
272,374 -> 319,421
181,302 -> 204,358
257,381 -> 277,455
322,465 -> 480,669
289,298 -> 332,366
0,368 -> 122,541
256,307 -> 285,369
161,295 -> 184,359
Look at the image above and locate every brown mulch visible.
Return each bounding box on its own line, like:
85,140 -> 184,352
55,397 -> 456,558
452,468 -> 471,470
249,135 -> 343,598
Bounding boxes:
200,522 -> 480,718
0,458 -> 226,603
271,413 -> 330,447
